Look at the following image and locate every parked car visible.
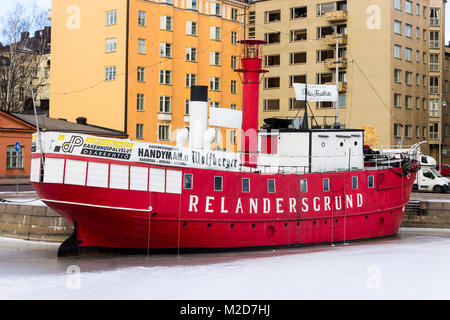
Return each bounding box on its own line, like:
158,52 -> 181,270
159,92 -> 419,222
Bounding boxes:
436,164 -> 450,177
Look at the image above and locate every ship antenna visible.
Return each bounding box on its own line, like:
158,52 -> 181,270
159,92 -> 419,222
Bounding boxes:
30,81 -> 45,182
302,75 -> 309,130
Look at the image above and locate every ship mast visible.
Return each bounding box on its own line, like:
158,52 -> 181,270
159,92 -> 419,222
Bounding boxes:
235,39 -> 268,168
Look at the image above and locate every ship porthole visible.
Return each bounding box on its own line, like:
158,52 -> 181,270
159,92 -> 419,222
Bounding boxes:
230,224 -> 234,229
284,222 -> 288,227
335,219 -> 338,223
252,224 -> 256,229
379,217 -> 385,227
313,221 -> 316,225
182,222 -> 187,227
297,222 -> 300,227
207,223 -> 211,228
266,226 -> 275,239
324,220 -> 327,225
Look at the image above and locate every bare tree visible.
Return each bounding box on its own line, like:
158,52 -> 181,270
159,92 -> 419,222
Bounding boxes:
0,2 -> 50,113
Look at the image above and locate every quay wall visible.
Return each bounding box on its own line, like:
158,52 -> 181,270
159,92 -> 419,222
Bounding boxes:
0,203 -> 73,242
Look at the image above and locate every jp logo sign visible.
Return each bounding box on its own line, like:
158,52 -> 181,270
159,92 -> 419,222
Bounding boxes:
62,136 -> 84,153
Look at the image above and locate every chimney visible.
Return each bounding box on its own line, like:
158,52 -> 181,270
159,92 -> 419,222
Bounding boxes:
189,86 -> 208,150
20,32 -> 29,42
76,117 -> 87,125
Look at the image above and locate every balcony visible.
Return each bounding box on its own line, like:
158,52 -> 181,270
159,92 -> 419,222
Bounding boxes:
324,57 -> 347,69
324,34 -> 347,46
325,81 -> 347,92
157,112 -> 172,122
429,110 -> 440,118
325,10 -> 348,23
430,18 -> 440,27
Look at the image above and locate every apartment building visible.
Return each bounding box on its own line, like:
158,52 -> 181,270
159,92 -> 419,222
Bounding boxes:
50,0 -> 248,146
249,0 -> 447,155
442,44 -> 450,162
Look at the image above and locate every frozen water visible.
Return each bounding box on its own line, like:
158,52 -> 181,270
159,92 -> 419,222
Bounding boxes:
1,228 -> 450,300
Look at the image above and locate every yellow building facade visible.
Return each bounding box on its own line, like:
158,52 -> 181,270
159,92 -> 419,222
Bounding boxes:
50,0 -> 248,147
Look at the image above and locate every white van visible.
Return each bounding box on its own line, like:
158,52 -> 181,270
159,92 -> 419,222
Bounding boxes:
413,155 -> 449,193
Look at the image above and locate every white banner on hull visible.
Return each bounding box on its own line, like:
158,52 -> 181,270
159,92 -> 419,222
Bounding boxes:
33,132 -> 242,171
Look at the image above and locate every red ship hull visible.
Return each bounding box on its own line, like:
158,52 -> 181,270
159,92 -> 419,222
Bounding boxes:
31,153 -> 416,255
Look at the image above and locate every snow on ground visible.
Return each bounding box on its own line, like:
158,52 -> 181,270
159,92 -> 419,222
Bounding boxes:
1,228 -> 450,300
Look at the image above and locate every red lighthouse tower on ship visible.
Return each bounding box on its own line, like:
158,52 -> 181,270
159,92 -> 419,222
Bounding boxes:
235,40 -> 268,167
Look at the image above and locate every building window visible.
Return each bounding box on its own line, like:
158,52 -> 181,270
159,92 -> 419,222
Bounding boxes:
138,11 -> 146,26
210,26 -> 221,40
405,125 -> 412,138
160,15 -> 173,31
231,80 -> 237,94
137,67 -> 145,82
289,74 -> 306,87
184,174 -> 193,189
105,38 -> 117,53
430,53 -> 440,72
209,77 -> 221,91
187,0 -> 197,9
265,10 -> 281,23
136,124 -> 144,140
138,38 -> 146,54
405,0 -> 412,14
242,178 -> 250,193
430,31 -> 440,49
6,145 -> 24,169
185,73 -> 197,87
214,176 -> 223,191
394,0 -> 401,10
394,123 -> 402,138
231,8 -> 238,21
290,29 -> 307,42
160,43 -> 172,58
394,45 -> 401,59
394,69 -> 401,83
405,96 -> 412,109
105,66 -> 116,81
231,56 -> 238,69
290,6 -> 307,19
158,125 -> 170,141
137,93 -> 145,111
211,3 -> 221,16
394,93 -> 401,108
405,24 -> 412,37
405,48 -> 412,61
106,10 -> 117,26
159,70 -> 172,85
186,21 -> 198,36
263,99 -> 280,111
210,51 -> 221,66
231,32 -> 238,45
264,32 -> 280,44
185,100 -> 190,115
394,20 -> 402,34
430,8 -> 440,26
317,2 -> 337,16
264,77 -> 280,89
186,47 -> 197,62
159,96 -> 171,113
290,52 -> 307,64
209,101 -> 220,108
264,55 -> 280,67
430,76 -> 439,94
405,72 -> 412,85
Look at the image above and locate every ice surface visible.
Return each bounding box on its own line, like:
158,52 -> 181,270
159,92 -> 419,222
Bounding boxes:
1,228 -> 450,300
